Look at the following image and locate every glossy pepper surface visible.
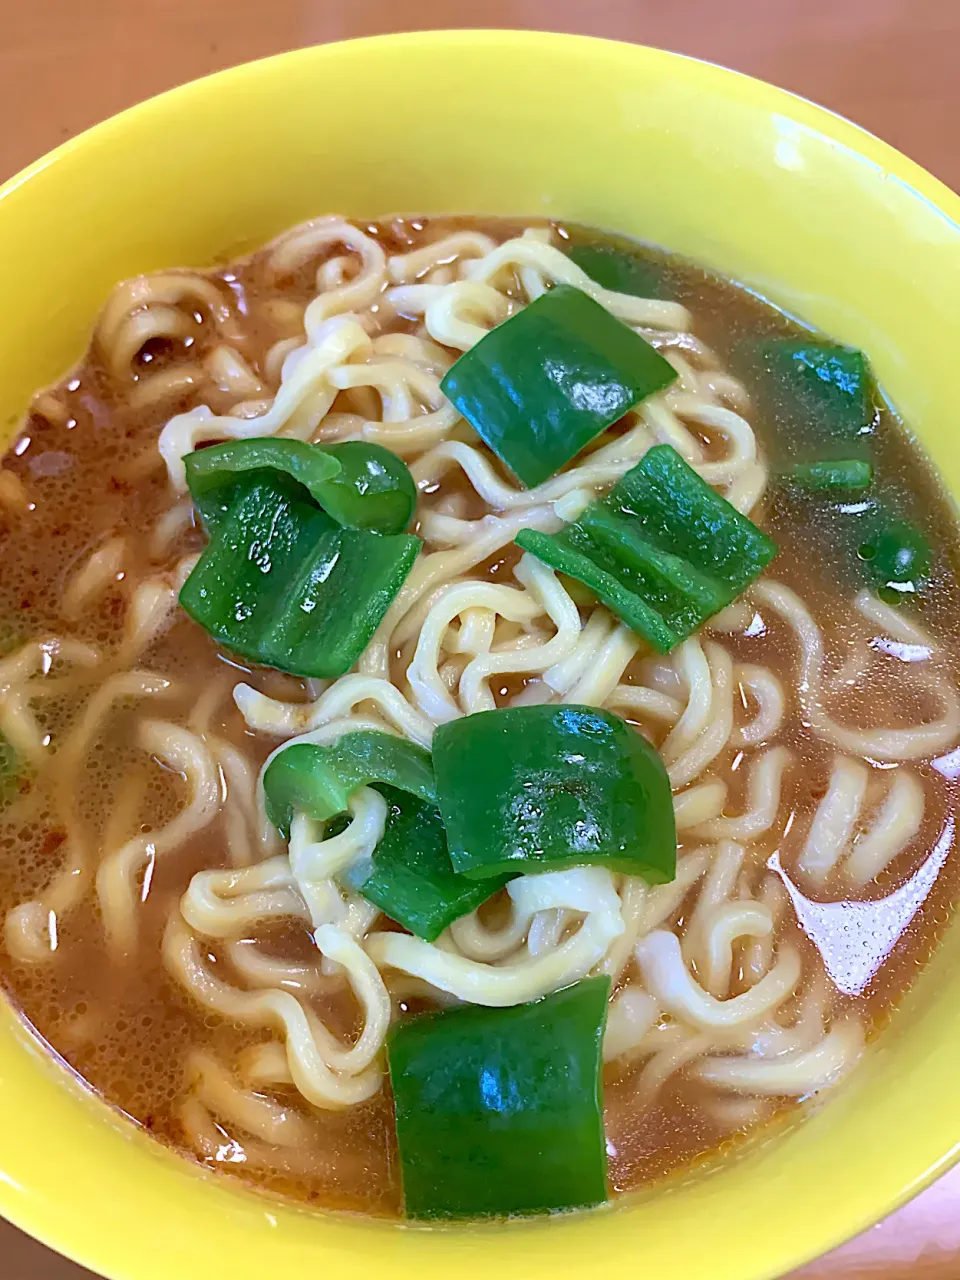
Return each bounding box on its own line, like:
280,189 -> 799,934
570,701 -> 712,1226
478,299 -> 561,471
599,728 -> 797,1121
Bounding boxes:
752,339 -> 876,463
858,515 -> 933,602
256,522 -> 420,676
433,704 -> 676,882
179,473 -> 420,678
440,284 -> 676,488
566,241 -> 671,300
179,473 -> 326,662
388,976 -> 611,1219
184,437 -> 416,534
263,732 -> 436,837
307,440 -> 417,533
517,444 -> 777,653
348,786 -> 510,942
184,438 -> 341,531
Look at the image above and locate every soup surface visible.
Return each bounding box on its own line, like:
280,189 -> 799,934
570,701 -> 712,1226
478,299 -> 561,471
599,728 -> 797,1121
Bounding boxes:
0,215 -> 958,1217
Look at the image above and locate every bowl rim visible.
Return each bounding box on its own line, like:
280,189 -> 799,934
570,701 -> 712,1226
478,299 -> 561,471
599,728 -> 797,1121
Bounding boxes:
1,27 -> 960,1280
4,28 -> 960,221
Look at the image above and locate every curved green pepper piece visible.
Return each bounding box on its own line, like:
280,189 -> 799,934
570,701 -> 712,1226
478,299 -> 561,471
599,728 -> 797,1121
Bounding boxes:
567,241 -> 671,300
178,474 -> 420,678
263,731 -> 436,837
313,441 -> 417,534
440,284 -> 676,489
184,439 -> 341,530
784,459 -> 873,492
185,437 -> 416,534
858,518 -> 932,602
751,339 -> 876,464
346,785 -> 511,942
517,444 -> 776,654
388,976 -> 611,1219
434,704 -> 676,883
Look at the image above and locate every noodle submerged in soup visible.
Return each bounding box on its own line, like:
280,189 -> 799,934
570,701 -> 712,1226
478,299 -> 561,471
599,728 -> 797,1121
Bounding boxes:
0,215 -> 958,1218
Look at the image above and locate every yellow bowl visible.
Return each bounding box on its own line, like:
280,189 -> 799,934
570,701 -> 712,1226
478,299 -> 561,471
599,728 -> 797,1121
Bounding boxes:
1,29 -> 959,1280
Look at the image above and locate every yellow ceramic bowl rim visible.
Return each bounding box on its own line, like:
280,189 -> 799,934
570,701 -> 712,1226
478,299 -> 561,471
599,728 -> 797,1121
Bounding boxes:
1,30 -> 960,1280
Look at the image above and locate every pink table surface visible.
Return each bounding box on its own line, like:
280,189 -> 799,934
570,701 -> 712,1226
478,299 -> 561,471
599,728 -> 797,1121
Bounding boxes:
1,2 -> 959,1276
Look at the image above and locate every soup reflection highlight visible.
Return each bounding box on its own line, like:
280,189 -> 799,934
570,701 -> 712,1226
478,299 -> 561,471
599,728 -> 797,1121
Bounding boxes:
0,215 -> 958,1217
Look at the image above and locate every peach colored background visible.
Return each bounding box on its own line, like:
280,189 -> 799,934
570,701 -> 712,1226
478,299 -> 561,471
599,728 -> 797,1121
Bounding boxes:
2,2 -> 959,1276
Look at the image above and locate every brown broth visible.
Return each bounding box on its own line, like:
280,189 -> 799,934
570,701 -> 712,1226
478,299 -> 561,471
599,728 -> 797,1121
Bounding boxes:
0,215 -> 958,1216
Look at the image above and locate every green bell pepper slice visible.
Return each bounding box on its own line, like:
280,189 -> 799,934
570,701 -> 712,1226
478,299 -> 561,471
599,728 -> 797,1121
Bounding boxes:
751,339 -> 876,463
777,478 -> 934,606
858,516 -> 932,602
517,444 -> 777,654
433,704 -> 676,882
611,444 -> 777,590
783,459 -> 873,492
347,785 -> 510,942
263,732 -> 436,837
179,473 -> 328,663
440,284 -> 677,488
179,474 -> 421,678
185,438 -> 416,534
566,241 -> 672,300
266,737 -> 508,940
256,524 -> 420,678
388,976 -> 611,1219
184,439 -> 341,530
313,440 -> 417,534
517,526 -> 683,652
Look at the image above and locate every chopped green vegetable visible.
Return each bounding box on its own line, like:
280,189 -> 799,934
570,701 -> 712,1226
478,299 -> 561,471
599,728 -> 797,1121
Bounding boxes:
517,444 -> 777,653
266,739 -> 509,939
185,438 -> 416,534
603,445 -> 777,597
784,459 -> 873,491
256,525 -> 420,677
858,517 -> 932,601
752,339 -> 875,462
773,481 -> 935,607
348,786 -> 510,942
180,474 -> 328,662
566,242 -> 671,300
310,440 -> 417,533
263,732 -> 436,838
520,528 -> 680,652
440,284 -> 676,488
388,976 -> 611,1219
179,474 -> 420,678
184,439 -> 342,531
433,704 -> 676,882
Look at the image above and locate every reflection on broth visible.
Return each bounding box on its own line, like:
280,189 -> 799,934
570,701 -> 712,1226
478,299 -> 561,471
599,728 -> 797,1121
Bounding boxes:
0,215 -> 958,1218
